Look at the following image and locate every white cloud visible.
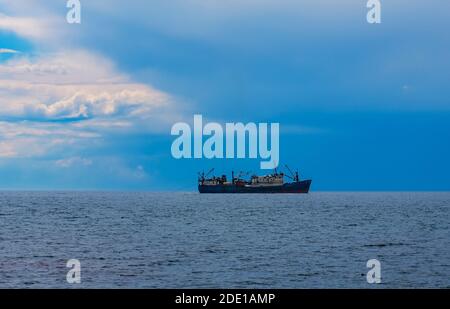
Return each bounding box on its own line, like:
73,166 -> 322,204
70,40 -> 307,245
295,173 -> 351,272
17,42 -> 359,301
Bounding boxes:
55,156 -> 92,168
0,49 -> 175,120
0,1 -> 184,162
0,50 -> 180,158
0,121 -> 101,158
0,48 -> 19,54
0,121 -> 99,139
0,13 -> 60,42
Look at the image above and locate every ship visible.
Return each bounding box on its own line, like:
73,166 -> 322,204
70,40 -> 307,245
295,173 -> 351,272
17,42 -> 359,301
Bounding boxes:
198,165 -> 311,193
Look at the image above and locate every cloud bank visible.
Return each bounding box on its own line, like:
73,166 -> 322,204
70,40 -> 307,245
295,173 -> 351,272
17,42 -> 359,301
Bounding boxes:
0,50 -> 180,159
0,51 -> 171,121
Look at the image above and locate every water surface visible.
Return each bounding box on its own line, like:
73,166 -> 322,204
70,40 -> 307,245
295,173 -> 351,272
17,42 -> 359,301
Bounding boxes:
0,192 -> 448,288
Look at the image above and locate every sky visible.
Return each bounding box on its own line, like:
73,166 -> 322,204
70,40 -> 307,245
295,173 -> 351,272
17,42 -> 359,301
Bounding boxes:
0,0 -> 449,191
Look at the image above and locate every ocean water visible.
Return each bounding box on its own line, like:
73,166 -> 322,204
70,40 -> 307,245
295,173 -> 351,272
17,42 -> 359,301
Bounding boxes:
0,191 -> 448,288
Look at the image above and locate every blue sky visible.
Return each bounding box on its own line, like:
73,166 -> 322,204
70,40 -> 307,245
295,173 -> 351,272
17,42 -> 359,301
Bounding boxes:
0,0 -> 449,190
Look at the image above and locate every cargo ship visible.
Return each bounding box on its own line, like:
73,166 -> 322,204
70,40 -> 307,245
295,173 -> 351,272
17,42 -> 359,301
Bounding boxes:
198,165 -> 311,193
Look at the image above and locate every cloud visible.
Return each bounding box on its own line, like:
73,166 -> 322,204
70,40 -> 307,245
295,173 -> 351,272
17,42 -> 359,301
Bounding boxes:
0,49 -> 180,159
0,49 -> 178,122
0,13 -> 60,42
0,136 -> 67,158
0,48 -> 19,54
55,156 -> 92,168
0,121 -> 101,158
0,1 -> 188,165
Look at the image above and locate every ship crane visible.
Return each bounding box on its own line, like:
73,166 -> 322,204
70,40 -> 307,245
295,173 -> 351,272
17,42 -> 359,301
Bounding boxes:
237,171 -> 251,178
198,168 -> 215,183
284,164 -> 299,182
232,171 -> 251,184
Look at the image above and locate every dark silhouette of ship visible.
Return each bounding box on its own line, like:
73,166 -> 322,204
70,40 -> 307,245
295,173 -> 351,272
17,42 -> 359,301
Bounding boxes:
198,165 -> 311,193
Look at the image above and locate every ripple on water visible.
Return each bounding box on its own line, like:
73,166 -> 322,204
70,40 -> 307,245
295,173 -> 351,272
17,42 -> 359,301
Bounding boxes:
0,191 -> 449,288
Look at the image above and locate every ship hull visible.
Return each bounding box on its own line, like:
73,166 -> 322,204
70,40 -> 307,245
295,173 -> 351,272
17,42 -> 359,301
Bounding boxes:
198,179 -> 312,193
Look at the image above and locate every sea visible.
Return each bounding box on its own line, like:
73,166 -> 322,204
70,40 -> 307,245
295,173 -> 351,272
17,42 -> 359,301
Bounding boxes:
0,191 -> 448,288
